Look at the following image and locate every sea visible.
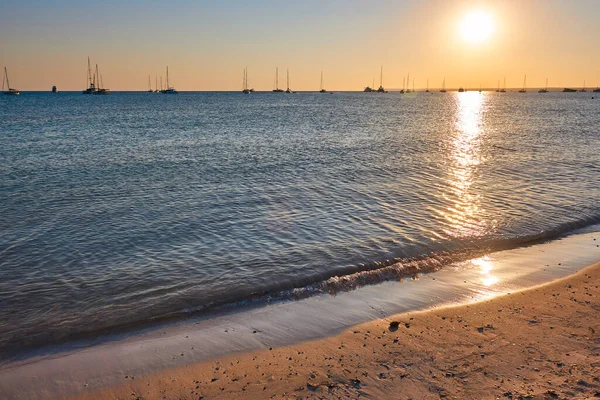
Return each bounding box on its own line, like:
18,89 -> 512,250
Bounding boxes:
1,91 -> 599,359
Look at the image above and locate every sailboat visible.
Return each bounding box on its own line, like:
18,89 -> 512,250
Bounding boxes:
538,78 -> 549,93
2,67 -> 20,95
518,75 -> 527,93
319,71 -> 327,93
147,75 -> 153,93
400,77 -> 405,94
285,69 -> 293,93
272,67 -> 284,92
364,77 -> 374,92
405,73 -> 411,93
376,66 -> 386,93
593,86 -> 600,93
495,80 -> 500,92
242,67 -> 253,94
500,77 -> 506,93
425,78 -> 430,93
93,64 -> 110,94
82,57 -> 97,94
161,66 -> 178,94
458,86 -> 465,93
578,81 -> 587,93
155,76 -> 159,93
440,78 -> 446,93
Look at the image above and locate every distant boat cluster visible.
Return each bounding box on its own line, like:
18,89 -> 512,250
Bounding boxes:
3,61 -> 600,94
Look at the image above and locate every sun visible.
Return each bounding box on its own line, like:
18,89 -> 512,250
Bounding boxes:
459,11 -> 495,44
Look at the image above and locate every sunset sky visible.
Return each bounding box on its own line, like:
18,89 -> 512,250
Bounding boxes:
1,0 -> 599,91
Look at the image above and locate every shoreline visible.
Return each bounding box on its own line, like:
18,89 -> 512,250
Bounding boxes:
0,230 -> 598,399
72,261 -> 600,400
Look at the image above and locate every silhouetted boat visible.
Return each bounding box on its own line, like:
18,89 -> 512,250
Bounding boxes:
2,67 -> 19,95
539,78 -> 548,93
562,88 -> 576,93
92,64 -> 110,95
458,87 -> 465,93
376,66 -> 386,93
364,77 -> 374,92
147,75 -> 153,93
518,75 -> 527,93
425,78 -> 429,93
82,57 -> 97,94
405,73 -> 411,93
319,71 -> 327,93
593,87 -> 600,93
51,85 -> 57,93
440,78 -> 446,93
242,67 -> 253,94
578,81 -> 587,93
272,67 -> 284,92
160,66 -> 178,94
500,77 -> 506,92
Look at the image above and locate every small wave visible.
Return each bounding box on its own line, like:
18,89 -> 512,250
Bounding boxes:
2,214 -> 599,361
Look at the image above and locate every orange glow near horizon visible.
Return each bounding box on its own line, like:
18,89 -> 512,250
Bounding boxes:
1,1 -> 599,91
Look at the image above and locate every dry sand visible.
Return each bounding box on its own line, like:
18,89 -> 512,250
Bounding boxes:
73,262 -> 600,400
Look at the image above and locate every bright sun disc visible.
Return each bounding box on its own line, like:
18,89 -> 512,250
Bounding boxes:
460,11 -> 494,44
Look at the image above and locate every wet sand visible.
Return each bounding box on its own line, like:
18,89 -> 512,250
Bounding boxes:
72,261 -> 600,400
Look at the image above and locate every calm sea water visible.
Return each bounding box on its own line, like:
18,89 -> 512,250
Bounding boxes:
1,91 -> 599,355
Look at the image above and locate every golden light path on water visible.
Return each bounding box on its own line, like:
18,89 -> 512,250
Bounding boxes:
442,91 -> 488,238
445,92 -> 499,288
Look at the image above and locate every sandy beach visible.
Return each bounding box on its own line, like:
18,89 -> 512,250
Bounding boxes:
69,261 -> 600,400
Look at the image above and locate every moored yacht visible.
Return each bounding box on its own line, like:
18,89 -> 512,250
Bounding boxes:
376,66 -> 386,93
2,67 -> 20,95
160,66 -> 178,94
272,67 -> 284,92
518,75 -> 527,93
538,78 -> 549,93
319,71 -> 327,93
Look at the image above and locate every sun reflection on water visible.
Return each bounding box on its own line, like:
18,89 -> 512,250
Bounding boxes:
442,92 -> 490,238
472,255 -> 498,287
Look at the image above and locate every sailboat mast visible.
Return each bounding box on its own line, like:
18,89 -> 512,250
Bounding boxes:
523,74 -> 526,90
166,67 -> 169,89
5,67 -> 10,90
88,57 -> 93,87
426,78 -> 429,91
95,64 -> 99,89
546,78 -> 548,90
320,71 -> 323,91
287,69 -> 289,90
276,67 -> 279,90
402,77 -> 405,91
380,66 -> 383,87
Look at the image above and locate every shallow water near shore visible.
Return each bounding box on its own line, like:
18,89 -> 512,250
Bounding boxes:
0,227 -> 598,399
1,91 -> 599,358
